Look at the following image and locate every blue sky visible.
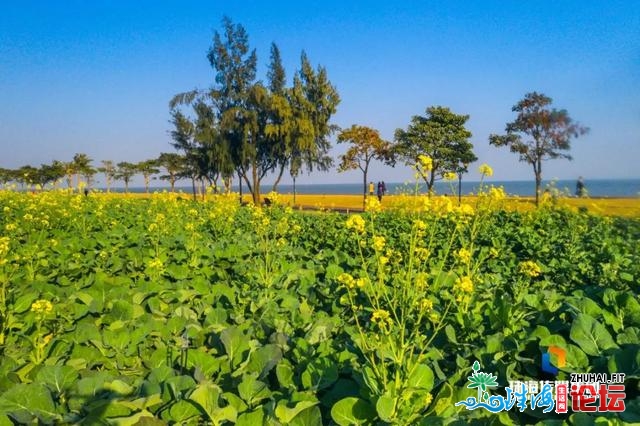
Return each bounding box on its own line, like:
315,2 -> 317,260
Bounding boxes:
1,1 -> 638,186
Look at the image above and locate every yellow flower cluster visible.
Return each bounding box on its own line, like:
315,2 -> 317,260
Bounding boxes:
489,186 -> 506,200
371,309 -> 393,327
365,197 -> 382,213
457,248 -> 472,264
417,155 -> 433,171
414,247 -> 430,262
443,172 -> 457,181
345,215 -> 366,234
0,237 -> 9,266
148,258 -> 164,270
519,260 -> 542,277
31,299 -> 53,314
420,299 -> 434,311
372,236 -> 386,251
455,276 -> 474,293
337,273 -> 365,289
478,163 -> 493,177
415,272 -> 429,289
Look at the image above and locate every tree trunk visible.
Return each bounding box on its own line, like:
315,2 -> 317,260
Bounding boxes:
272,163 -> 286,193
458,173 -> 462,205
293,175 -> 297,205
145,176 -> 150,193
251,162 -> 260,205
362,167 -> 368,210
170,176 -> 175,192
534,159 -> 542,207
191,177 -> 196,201
125,180 -> 129,193
238,171 -> 243,204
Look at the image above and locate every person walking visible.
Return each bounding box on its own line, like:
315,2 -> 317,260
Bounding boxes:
369,181 -> 374,196
576,176 -> 586,197
377,181 -> 383,202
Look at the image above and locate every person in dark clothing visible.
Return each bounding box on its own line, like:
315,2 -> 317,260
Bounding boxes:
377,181 -> 383,202
576,177 -> 586,197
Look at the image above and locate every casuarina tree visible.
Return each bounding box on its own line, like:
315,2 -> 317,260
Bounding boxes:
489,92 -> 588,206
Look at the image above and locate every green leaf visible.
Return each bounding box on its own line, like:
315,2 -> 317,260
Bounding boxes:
35,365 -> 78,394
408,364 -> 434,390
301,358 -> 338,390
331,397 -> 376,426
238,376 -> 271,406
220,326 -> 250,366
607,345 -> 640,378
276,360 -> 295,389
247,344 -> 282,378
236,408 -> 264,426
375,395 -> 396,422
569,313 -> 618,356
190,382 -> 237,423
12,294 -> 37,314
275,400 -> 318,424
289,405 -> 322,426
0,383 -> 59,424
165,400 -> 200,422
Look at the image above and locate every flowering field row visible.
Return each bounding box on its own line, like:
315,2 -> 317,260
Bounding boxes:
0,190 -> 638,424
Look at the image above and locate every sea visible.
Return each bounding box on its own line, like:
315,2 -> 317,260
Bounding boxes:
119,179 -> 640,198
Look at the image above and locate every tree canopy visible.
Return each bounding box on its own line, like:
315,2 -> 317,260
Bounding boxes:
394,106 -> 475,193
489,92 -> 588,205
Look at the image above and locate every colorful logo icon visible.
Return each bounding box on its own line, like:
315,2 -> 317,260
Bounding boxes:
541,346 -> 566,375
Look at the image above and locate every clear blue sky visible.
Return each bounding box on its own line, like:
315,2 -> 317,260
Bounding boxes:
1,0 -> 638,186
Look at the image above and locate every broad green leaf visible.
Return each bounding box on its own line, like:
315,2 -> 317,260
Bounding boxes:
331,397 -> 376,426
35,365 -> 78,394
189,382 -> 237,423
376,395 -> 396,422
569,314 -> 618,356
275,400 -> 318,424
238,376 -> 271,406
165,400 -> 200,422
0,383 -> 59,424
289,405 -> 322,426
247,344 -> 282,378
408,364 -> 434,390
236,408 -> 264,426
220,326 -> 250,366
276,361 -> 295,389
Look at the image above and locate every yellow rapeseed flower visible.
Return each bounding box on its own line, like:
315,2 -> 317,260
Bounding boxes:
478,163 -> 493,177
379,256 -> 389,266
365,196 -> 382,212
337,272 -> 356,289
417,155 -> 433,171
371,309 -> 393,327
415,272 -> 429,289
519,261 -> 542,277
372,236 -> 386,251
489,186 -> 506,200
345,215 -> 366,234
31,299 -> 53,314
455,276 -> 474,293
443,172 -> 457,181
457,248 -> 472,264
421,299 -> 434,311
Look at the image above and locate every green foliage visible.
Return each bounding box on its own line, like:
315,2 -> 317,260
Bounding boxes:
0,190 -> 637,424
394,106 -> 476,192
489,92 -> 589,205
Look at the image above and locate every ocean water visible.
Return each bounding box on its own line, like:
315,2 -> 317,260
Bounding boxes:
122,179 -> 640,197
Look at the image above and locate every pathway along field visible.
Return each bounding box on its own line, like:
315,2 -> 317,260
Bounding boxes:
144,193 -> 639,217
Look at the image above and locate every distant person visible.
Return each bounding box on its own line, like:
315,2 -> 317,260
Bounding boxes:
381,181 -> 387,195
369,181 -> 374,196
84,188 -> 89,197
576,176 -> 586,197
377,181 -> 383,202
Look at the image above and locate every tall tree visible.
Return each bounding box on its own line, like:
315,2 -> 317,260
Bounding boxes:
116,162 -> 137,193
489,92 -> 588,205
394,106 -> 474,193
158,153 -> 185,192
72,153 -> 93,189
98,160 -> 117,192
137,160 -> 160,193
337,125 -> 394,208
